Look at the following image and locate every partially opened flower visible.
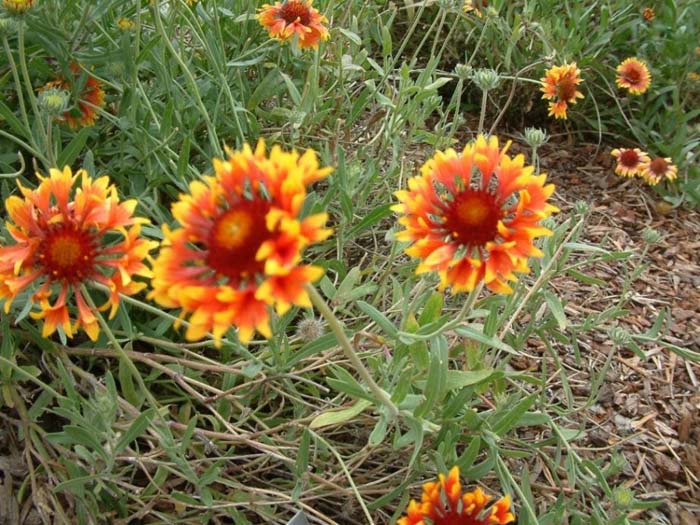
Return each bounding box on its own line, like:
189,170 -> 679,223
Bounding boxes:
640,156 -> 678,186
393,135 -> 558,295
398,466 -> 515,525
3,0 -> 33,13
540,63 -> 584,119
463,0 -> 488,17
0,167 -> 155,340
611,148 -> 650,177
258,0 -> 329,49
642,7 -> 655,21
149,141 -> 332,345
616,58 -> 651,95
41,63 -> 105,128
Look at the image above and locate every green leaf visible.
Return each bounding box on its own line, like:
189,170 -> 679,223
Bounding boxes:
309,399 -> 372,429
114,409 -> 155,455
56,127 -> 91,167
544,291 -> 568,330
444,369 -> 497,390
357,300 -> 398,338
415,335 -> 448,418
418,292 -> 443,326
454,325 -> 515,353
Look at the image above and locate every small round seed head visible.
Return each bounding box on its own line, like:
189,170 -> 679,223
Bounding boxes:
296,318 -> 325,342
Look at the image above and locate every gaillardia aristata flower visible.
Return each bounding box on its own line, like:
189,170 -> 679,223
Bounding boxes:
611,147 -> 650,177
258,0 -> 329,49
3,0 -> 32,13
616,58 -> 651,95
393,135 -> 557,295
540,63 -> 584,119
149,141 -> 332,345
0,167 -> 154,340
42,64 -> 105,128
398,466 -> 515,525
640,156 -> 678,186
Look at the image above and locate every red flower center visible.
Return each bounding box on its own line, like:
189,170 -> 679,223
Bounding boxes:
40,225 -> 96,281
649,157 -> 668,175
556,77 -> 577,102
207,199 -> 272,281
279,1 -> 312,25
444,189 -> 503,247
619,149 -> 640,167
622,67 -> 642,84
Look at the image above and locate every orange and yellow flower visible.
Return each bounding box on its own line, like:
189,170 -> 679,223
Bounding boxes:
540,63 -> 584,119
640,156 -> 678,186
398,466 -> 514,525
642,7 -> 655,21
42,64 -> 105,128
257,0 -> 329,49
149,141 -> 332,345
463,0 -> 488,17
616,58 -> 651,95
0,166 -> 154,341
393,135 -> 557,295
3,0 -> 32,13
611,147 -> 650,177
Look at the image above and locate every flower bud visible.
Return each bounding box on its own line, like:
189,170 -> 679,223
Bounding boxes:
39,88 -> 69,116
454,63 -> 473,81
471,68 -> 500,92
3,0 -> 33,14
524,127 -> 547,149
641,227 -> 661,245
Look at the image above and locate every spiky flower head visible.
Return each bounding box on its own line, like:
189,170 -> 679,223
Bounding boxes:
149,141 -> 332,345
117,17 -> 135,31
523,127 -> 547,149
616,58 -> 652,95
257,0 -> 329,50
454,63 -> 473,81
41,63 -> 105,128
641,227 -> 661,245
611,148 -> 650,178
0,166 -> 155,340
642,7 -> 655,21
38,87 -> 70,116
639,156 -> 677,186
3,0 -> 32,13
296,317 -> 325,342
471,69 -> 500,92
398,466 -> 514,525
540,63 -> 584,119
393,135 -> 558,295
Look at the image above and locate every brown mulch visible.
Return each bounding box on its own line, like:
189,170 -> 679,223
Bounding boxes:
532,139 -> 700,523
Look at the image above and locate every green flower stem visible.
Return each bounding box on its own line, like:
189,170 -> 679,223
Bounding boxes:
305,284 -> 399,419
478,88 -> 489,135
497,217 -> 584,342
2,35 -> 31,133
151,3 -> 221,156
80,285 -> 164,417
17,21 -> 48,149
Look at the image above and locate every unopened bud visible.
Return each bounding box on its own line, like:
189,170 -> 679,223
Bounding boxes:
641,227 -> 661,245
39,88 -> 69,116
524,127 -> 547,149
454,63 -> 473,80
471,68 -> 500,92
